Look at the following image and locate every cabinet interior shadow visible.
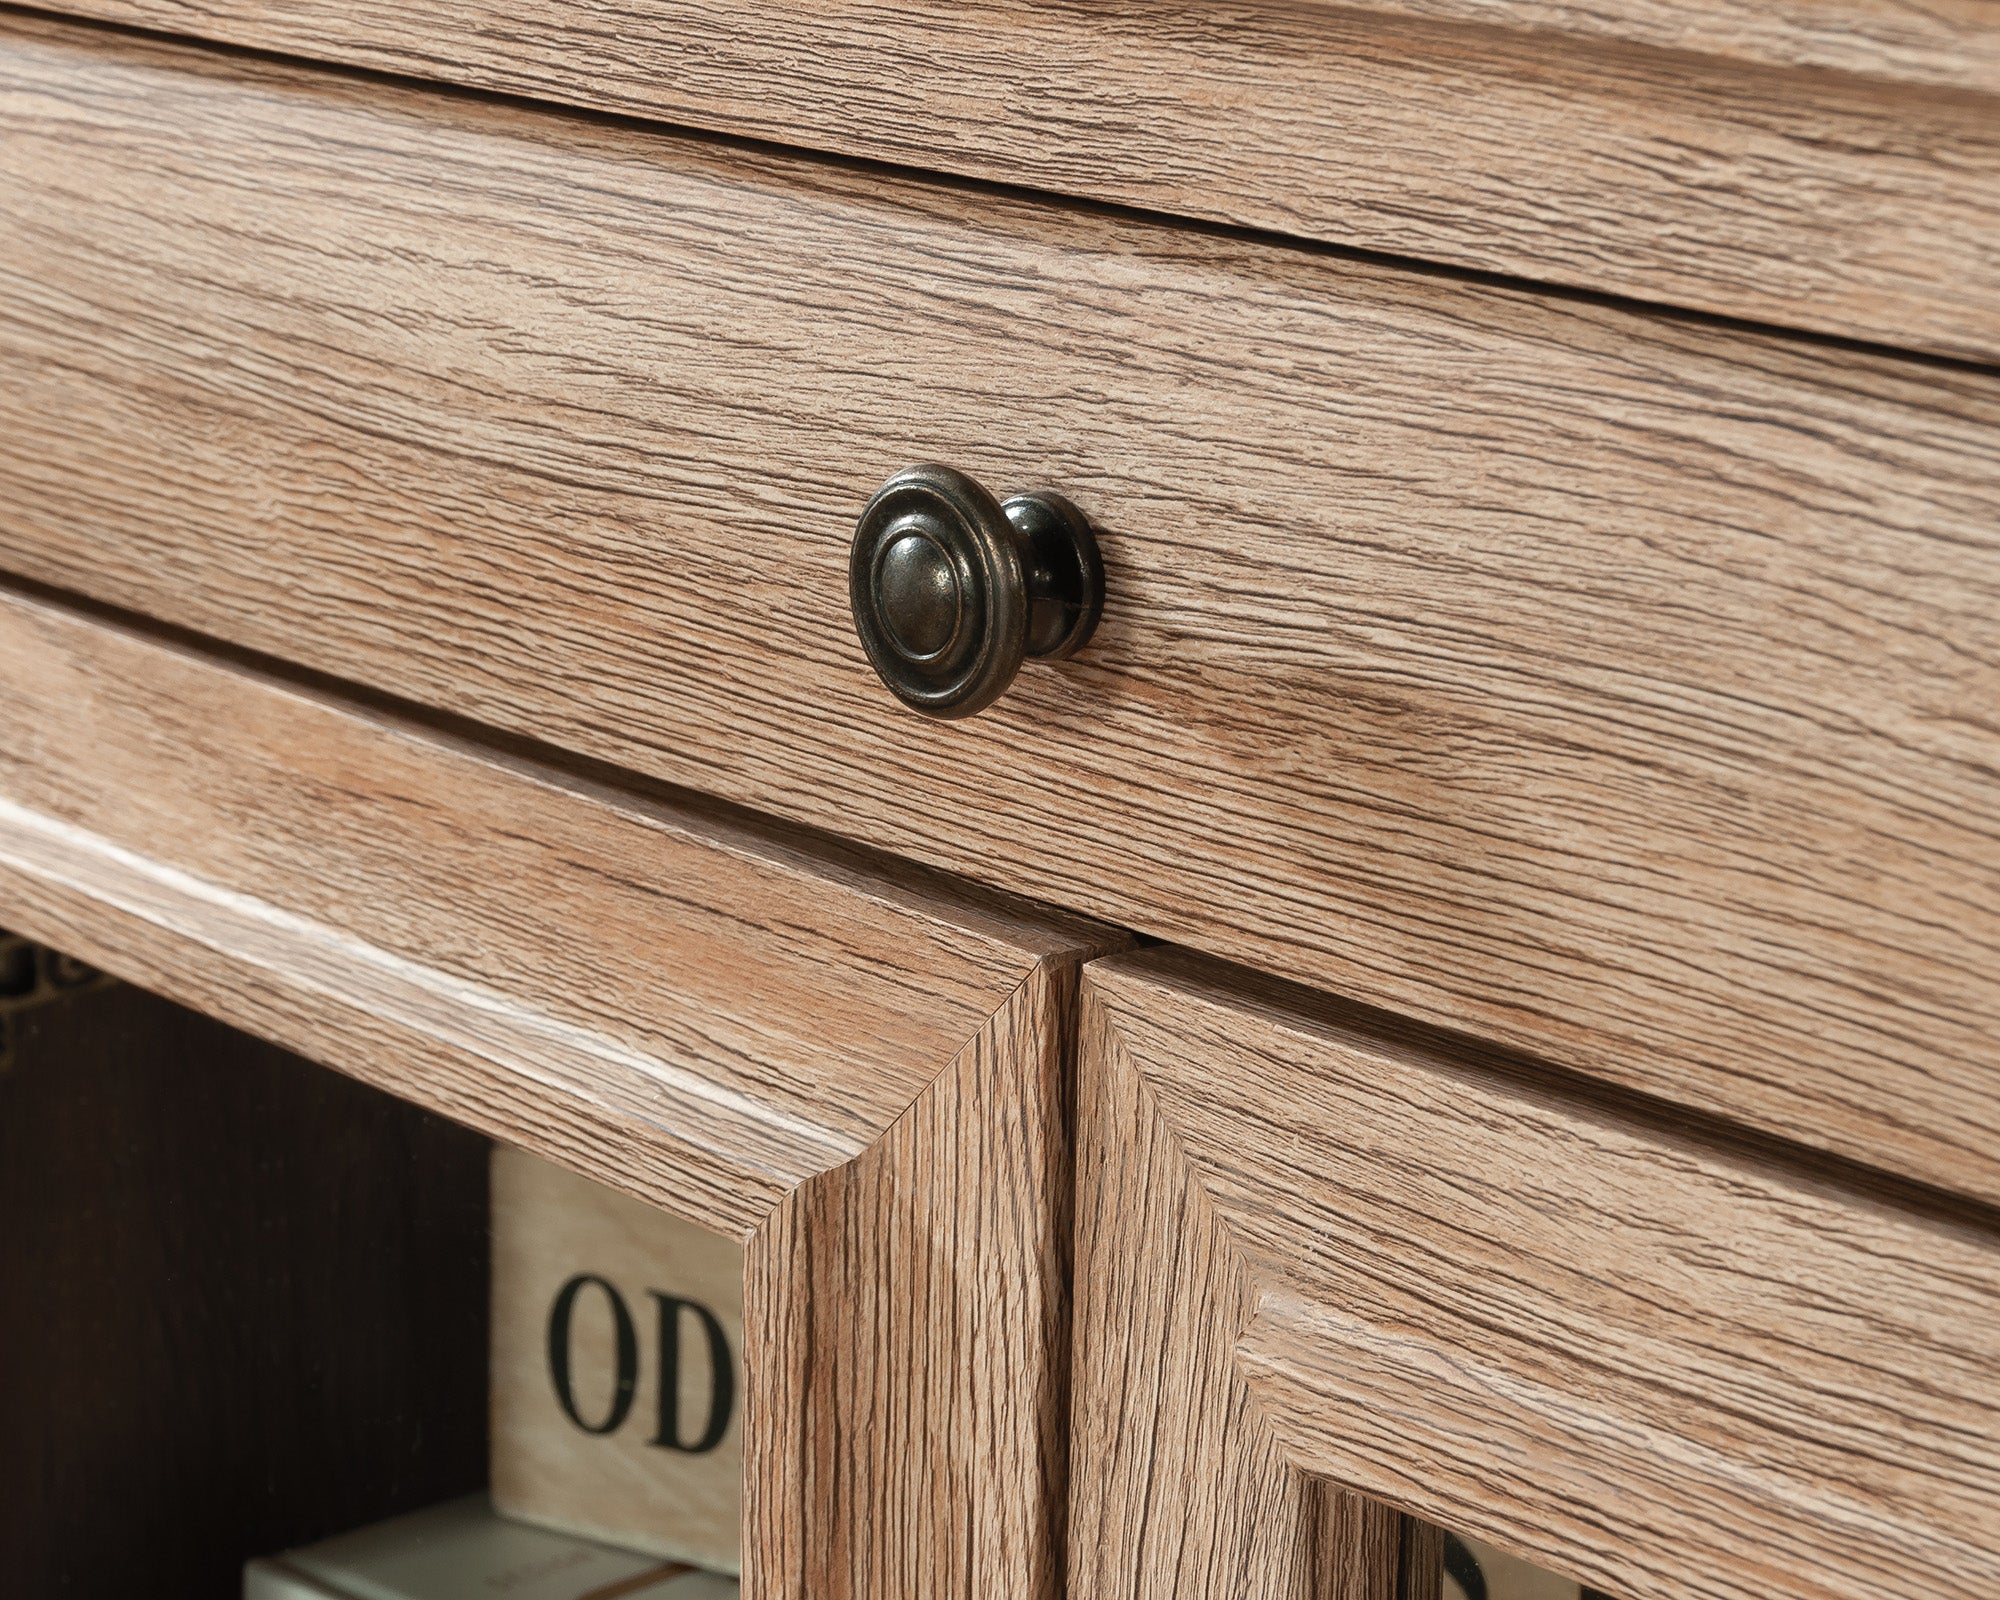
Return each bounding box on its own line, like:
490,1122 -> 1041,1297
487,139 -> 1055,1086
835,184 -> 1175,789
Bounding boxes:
0,975 -> 491,1595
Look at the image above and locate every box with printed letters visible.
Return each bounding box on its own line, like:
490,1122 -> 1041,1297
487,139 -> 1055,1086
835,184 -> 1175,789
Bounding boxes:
490,1145 -> 744,1575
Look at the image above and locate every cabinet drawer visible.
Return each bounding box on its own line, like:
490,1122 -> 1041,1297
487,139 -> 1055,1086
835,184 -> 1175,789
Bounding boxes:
1071,949 -> 2000,1600
3,17 -> 1998,1200
0,585 -> 1116,1600
39,0 -> 2000,358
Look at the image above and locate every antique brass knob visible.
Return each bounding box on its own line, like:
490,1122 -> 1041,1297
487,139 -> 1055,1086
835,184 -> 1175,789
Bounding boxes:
849,464 -> 1103,718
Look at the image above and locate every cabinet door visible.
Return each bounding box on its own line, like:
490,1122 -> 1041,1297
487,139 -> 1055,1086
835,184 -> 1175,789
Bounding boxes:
0,585 -> 1117,1600
1072,949 -> 2000,1600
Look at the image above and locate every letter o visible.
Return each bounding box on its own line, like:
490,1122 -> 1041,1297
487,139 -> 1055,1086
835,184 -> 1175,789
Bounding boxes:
546,1273 -> 638,1435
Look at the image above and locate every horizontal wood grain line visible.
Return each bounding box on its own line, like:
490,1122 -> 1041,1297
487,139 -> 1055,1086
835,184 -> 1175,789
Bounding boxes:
1,14 -> 1995,1202
1302,0 -> 2000,90
25,0 -> 2000,359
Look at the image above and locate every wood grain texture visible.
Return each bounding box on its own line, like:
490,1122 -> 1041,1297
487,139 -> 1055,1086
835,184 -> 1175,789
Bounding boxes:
1071,948 -> 2000,1600
0,584 -> 1117,1600
2,16 -> 1994,1200
746,960 -> 1072,1600
1068,948 -> 1436,1600
0,593 -> 1086,1234
1301,1482 -> 1421,1600
1347,0 -> 2000,87
41,0 -> 2000,357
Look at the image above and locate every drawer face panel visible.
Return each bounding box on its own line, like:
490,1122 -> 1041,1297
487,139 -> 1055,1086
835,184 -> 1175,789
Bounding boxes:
0,585 -> 1111,1600
45,0 -> 2000,359
2,18 -> 1999,1198
1071,950 -> 2000,1600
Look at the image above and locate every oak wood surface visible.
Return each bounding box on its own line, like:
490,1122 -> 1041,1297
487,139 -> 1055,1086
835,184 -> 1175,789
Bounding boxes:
1071,948 -> 2000,1600
1355,0 -> 2000,86
0,583 -> 1114,1600
3,16 -> 1995,1201
40,0 -> 2000,358
747,960 -> 1073,1600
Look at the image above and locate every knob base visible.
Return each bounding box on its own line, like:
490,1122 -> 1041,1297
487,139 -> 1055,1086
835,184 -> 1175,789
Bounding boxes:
1006,490 -> 1105,663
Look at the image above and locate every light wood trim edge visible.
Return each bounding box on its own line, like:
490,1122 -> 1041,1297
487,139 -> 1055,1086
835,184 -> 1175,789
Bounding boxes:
0,795 -> 840,1228
1071,950 -> 2000,1600
747,959 -> 1086,1600
0,584 -> 1126,1598
1070,968 -> 1330,1600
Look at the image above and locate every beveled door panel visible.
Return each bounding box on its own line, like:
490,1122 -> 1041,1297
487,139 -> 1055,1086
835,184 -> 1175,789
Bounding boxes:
1072,949 -> 2000,1600
0,584 -> 1119,1600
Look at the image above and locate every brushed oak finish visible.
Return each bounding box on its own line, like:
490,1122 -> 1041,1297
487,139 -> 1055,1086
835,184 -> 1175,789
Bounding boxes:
47,0 -> 2000,357
748,960 -> 1073,1600
0,583 -> 1116,1600
1371,0 -> 2000,85
1071,949 -> 2000,1600
2,18 -> 1998,1201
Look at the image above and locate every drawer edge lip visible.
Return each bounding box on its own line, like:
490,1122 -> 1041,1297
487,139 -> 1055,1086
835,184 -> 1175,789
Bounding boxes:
23,0 -> 2000,362
1080,943 -> 2000,1235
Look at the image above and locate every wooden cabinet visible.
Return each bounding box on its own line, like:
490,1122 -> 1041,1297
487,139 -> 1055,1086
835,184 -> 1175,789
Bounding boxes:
4,12 -> 1998,1201
0,1 -> 1993,1595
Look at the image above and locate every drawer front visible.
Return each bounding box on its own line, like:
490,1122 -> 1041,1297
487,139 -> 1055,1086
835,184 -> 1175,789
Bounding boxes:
3,18 -> 1998,1200
0,585 -> 1115,1600
1071,949 -> 2000,1600
39,0 -> 2000,358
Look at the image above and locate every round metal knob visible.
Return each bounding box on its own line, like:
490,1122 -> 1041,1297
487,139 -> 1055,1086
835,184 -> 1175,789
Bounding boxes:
849,464 -> 1104,719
